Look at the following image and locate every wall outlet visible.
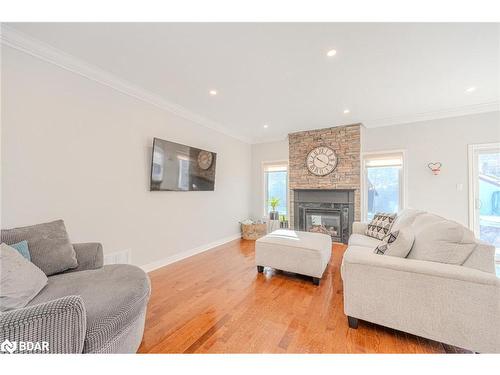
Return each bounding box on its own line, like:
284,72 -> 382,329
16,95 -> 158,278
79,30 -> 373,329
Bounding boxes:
456,183 -> 463,191
103,249 -> 131,265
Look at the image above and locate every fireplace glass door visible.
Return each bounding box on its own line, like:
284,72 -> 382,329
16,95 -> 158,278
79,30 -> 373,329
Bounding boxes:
305,209 -> 341,240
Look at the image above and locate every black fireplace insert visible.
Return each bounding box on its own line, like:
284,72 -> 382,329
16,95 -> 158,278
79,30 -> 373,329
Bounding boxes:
293,189 -> 354,244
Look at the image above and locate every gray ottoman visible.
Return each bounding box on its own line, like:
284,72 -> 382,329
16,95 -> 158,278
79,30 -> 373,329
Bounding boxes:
255,229 -> 332,285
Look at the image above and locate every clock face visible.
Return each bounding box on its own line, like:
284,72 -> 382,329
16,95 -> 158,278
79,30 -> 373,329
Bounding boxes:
306,146 -> 338,176
197,151 -> 213,170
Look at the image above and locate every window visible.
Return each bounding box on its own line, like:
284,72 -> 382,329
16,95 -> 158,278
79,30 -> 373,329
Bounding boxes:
362,152 -> 405,221
177,156 -> 190,190
263,162 -> 288,218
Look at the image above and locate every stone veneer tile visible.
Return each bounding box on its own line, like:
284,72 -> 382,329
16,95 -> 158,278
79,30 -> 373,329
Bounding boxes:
288,124 -> 362,225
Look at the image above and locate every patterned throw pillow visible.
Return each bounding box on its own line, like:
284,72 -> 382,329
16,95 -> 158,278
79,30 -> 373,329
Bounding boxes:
374,227 -> 415,258
365,212 -> 397,240
374,231 -> 399,255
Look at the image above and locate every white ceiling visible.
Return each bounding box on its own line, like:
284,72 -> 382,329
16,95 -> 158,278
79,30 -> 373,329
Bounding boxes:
5,23 -> 500,143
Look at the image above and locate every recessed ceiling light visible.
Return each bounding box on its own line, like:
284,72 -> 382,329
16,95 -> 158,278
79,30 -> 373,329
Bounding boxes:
263,124 -> 269,129
209,90 -> 218,96
326,49 -> 337,57
465,87 -> 476,93
343,109 -> 350,114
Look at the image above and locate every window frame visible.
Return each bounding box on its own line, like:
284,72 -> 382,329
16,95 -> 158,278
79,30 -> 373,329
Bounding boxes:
262,160 -> 289,219
361,150 -> 407,222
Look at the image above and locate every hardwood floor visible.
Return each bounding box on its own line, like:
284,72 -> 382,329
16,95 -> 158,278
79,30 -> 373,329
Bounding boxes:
138,239 -> 468,353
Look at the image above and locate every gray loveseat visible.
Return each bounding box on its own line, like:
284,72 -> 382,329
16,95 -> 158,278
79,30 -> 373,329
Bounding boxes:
0,242 -> 151,354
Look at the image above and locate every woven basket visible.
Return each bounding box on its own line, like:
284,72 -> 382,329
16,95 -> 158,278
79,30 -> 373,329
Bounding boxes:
241,223 -> 267,240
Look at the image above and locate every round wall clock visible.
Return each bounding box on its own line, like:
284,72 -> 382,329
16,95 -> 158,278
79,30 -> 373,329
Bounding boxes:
197,151 -> 213,170
306,146 -> 338,176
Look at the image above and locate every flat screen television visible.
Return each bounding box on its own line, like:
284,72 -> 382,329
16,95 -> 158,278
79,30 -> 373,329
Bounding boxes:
150,138 -> 217,191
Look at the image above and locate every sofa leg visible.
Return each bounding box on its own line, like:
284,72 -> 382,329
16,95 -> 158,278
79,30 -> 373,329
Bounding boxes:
257,265 -> 264,273
348,316 -> 358,329
312,277 -> 320,286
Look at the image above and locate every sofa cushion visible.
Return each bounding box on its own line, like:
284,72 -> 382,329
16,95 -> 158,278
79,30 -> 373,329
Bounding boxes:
374,227 -> 415,258
0,243 -> 48,312
365,213 -> 397,240
1,220 -> 77,276
27,264 -> 151,353
348,233 -> 383,248
391,209 -> 425,231
407,219 -> 477,265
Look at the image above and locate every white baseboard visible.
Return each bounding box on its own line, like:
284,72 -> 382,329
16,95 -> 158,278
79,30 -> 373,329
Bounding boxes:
140,233 -> 241,273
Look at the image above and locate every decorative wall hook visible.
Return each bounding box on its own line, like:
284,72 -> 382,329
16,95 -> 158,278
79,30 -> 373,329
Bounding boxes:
427,162 -> 442,175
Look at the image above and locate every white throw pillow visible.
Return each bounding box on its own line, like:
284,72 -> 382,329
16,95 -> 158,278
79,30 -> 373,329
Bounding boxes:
373,227 -> 415,258
407,220 -> 476,265
0,243 -> 48,312
391,209 -> 425,232
411,213 -> 445,234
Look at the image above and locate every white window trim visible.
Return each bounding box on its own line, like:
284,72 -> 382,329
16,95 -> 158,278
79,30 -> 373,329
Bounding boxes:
261,160 -> 289,219
361,150 -> 407,222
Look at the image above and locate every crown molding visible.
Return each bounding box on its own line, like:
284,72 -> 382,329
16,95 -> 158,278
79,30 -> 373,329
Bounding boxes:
251,135 -> 289,145
364,101 -> 500,128
251,103 -> 499,144
0,25 -> 252,144
1,26 -> 497,145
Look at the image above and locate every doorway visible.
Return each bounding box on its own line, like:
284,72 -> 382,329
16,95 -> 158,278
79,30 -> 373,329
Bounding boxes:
468,143 -> 500,264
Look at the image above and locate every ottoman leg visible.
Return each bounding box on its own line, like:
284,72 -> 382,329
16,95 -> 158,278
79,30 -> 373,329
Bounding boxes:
257,265 -> 264,273
348,316 -> 359,329
312,277 -> 320,286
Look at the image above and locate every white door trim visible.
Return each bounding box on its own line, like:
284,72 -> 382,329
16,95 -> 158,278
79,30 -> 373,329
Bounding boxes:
467,142 -> 500,235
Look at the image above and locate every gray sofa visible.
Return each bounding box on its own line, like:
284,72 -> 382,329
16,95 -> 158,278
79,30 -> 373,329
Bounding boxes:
341,209 -> 500,353
0,242 -> 151,354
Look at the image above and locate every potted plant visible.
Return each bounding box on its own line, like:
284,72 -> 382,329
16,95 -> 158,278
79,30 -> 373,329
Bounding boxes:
268,197 -> 280,220
279,214 -> 289,228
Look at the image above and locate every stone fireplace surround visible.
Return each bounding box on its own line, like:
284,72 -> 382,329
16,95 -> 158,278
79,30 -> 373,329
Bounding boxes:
288,124 -> 361,241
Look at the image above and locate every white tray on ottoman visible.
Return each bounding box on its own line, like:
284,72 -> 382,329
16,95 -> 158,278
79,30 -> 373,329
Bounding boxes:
255,229 -> 332,285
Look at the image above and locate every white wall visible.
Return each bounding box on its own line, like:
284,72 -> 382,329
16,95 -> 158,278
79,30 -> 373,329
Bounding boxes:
250,112 -> 500,227
363,111 -> 500,226
1,46 -> 251,268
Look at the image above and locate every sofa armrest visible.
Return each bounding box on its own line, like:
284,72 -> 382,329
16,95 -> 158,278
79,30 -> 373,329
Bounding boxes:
66,243 -> 104,273
0,296 -> 86,353
352,221 -> 368,235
